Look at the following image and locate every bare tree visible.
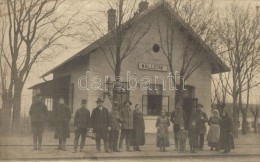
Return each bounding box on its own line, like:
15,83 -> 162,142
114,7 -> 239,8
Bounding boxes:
211,73 -> 230,115
157,0 -> 219,104
218,4 -> 260,136
84,0 -> 152,104
250,101 -> 259,134
0,0 -> 78,130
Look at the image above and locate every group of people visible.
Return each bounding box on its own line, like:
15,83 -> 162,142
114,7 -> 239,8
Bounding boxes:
156,103 -> 235,154
29,94 -> 234,154
29,95 -> 145,153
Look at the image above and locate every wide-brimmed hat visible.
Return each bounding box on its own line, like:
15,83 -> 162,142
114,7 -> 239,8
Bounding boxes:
96,97 -> 104,103
123,100 -> 132,106
81,99 -> 87,104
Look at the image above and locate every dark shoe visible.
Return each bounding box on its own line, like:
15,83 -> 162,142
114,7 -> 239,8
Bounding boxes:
210,148 -> 214,151
136,148 -> 141,151
127,149 -> 132,152
223,150 -> 228,154
114,149 -> 120,152
215,148 -> 219,151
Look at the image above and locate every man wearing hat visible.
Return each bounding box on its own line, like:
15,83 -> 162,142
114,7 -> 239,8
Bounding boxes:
119,100 -> 133,151
73,99 -> 91,153
191,103 -> 208,151
91,97 -> 111,153
109,101 -> 121,152
170,102 -> 187,151
29,94 -> 48,151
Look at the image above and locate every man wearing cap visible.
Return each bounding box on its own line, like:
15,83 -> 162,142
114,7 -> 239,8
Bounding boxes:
109,101 -> 121,152
91,97 -> 111,153
29,94 -> 48,151
170,103 -> 187,151
73,99 -> 91,153
191,104 -> 208,151
119,101 -> 133,151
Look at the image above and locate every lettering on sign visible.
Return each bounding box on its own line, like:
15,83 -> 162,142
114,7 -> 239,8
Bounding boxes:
138,63 -> 168,72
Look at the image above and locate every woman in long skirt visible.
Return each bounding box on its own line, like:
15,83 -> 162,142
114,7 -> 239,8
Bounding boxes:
156,110 -> 170,152
207,109 -> 220,151
219,111 -> 235,153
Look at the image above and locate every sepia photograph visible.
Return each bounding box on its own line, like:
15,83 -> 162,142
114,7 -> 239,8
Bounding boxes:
0,0 -> 259,161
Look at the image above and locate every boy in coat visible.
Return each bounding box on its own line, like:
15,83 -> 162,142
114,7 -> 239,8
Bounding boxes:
177,125 -> 188,152
188,120 -> 199,153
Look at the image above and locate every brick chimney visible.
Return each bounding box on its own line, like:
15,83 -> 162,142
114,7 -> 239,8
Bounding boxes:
139,1 -> 149,13
108,8 -> 116,31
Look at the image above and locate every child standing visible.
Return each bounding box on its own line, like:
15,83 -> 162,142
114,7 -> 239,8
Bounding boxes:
156,110 -> 170,152
188,120 -> 199,153
177,125 -> 188,152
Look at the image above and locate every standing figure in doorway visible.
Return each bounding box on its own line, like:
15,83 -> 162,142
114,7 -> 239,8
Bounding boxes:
119,101 -> 134,152
170,103 -> 187,151
54,98 -> 71,151
91,97 -> 111,153
109,101 -> 121,152
29,94 -> 48,151
131,104 -> 145,151
73,99 -> 91,153
156,110 -> 170,152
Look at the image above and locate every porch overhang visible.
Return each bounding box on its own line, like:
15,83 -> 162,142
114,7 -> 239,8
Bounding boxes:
28,75 -> 71,97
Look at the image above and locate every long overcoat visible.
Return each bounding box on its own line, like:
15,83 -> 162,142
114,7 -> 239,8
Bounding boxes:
54,104 -> 71,139
131,110 -> 145,146
91,107 -> 110,140
219,115 -> 235,150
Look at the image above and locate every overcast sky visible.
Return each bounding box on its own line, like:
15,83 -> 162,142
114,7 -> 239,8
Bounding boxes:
6,0 -> 259,115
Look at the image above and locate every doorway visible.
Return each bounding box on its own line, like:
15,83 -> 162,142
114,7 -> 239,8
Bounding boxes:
183,98 -> 197,130
147,95 -> 162,115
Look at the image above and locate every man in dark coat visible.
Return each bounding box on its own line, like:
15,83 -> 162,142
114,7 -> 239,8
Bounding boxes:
54,98 -> 71,151
109,101 -> 121,152
91,97 -> 111,153
131,104 -> 145,151
29,94 -> 48,151
191,104 -> 208,151
73,99 -> 91,153
119,101 -> 133,152
170,103 -> 187,151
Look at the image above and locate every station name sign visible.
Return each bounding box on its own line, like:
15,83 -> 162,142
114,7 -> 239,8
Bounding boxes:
138,62 -> 168,72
